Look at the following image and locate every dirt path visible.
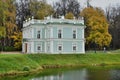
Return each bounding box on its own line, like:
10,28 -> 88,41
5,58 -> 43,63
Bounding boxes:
0,51 -> 22,54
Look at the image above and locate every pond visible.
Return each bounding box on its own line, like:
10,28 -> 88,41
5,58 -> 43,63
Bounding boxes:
1,66 -> 120,80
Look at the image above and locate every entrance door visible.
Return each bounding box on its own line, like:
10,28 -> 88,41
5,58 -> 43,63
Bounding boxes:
25,43 -> 27,53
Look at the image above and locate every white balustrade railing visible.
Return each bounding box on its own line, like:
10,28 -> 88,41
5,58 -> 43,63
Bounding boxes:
23,18 -> 84,28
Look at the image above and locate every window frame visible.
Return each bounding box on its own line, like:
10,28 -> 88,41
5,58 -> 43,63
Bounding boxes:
72,43 -> 77,52
72,28 -> 77,39
57,44 -> 63,52
37,30 -> 41,39
58,28 -> 63,39
37,44 -> 42,52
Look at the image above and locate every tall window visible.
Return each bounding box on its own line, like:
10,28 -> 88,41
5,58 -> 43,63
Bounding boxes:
73,30 -> 76,39
58,29 -> 62,38
37,31 -> 40,39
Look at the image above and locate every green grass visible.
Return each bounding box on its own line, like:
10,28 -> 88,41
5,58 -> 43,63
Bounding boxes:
0,54 -> 40,73
86,49 -> 120,54
0,52 -> 120,74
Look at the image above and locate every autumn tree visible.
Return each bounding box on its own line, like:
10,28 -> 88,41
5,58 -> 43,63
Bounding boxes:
81,7 -> 112,49
0,26 -> 6,51
0,0 -> 7,51
11,31 -> 22,50
5,0 -> 17,46
0,0 -> 6,38
0,0 -> 6,36
65,12 -> 74,19
0,0 -> 17,51
0,27 -> 6,38
30,0 -> 54,19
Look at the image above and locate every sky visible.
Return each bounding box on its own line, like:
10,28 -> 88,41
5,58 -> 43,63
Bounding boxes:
47,0 -> 120,10
88,0 -> 120,9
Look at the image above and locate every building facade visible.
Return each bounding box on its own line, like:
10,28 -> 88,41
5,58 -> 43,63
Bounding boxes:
22,17 -> 85,54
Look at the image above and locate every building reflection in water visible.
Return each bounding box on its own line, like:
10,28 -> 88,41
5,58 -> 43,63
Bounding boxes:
31,69 -> 87,80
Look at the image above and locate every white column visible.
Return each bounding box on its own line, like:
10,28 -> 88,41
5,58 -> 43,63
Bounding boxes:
50,28 -> 53,53
28,43 -> 31,53
83,27 -> 85,53
82,41 -> 85,53
22,43 -> 25,53
51,41 -> 53,53
31,42 -> 34,53
82,28 -> 84,39
32,28 -> 34,38
45,28 -> 46,39
44,41 -> 46,53
50,28 -> 53,38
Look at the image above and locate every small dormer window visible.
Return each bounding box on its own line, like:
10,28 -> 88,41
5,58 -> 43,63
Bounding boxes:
58,29 -> 62,39
37,30 -> 40,39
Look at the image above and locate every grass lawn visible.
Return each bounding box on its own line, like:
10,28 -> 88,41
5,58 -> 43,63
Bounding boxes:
0,49 -> 120,75
86,49 -> 120,54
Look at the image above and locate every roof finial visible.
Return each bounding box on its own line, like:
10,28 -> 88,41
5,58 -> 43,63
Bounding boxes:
32,16 -> 34,19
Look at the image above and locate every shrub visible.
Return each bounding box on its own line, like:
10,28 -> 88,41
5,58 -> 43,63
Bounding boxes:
4,46 -> 16,51
0,46 -> 2,51
100,63 -> 107,66
23,66 -> 30,71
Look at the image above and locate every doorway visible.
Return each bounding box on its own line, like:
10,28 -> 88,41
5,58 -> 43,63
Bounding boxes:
25,43 -> 27,53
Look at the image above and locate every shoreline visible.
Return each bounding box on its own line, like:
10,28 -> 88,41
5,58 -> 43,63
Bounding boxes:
0,66 -> 42,77
0,63 -> 120,77
0,54 -> 120,77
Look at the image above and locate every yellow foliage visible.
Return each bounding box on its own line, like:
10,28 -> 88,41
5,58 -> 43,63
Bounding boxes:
81,7 -> 112,47
4,0 -> 17,38
0,27 -> 6,38
30,1 -> 54,19
11,32 -> 22,50
65,12 -> 74,19
36,10 -> 45,20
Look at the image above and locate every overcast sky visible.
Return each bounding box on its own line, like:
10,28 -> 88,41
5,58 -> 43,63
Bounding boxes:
47,0 -> 120,10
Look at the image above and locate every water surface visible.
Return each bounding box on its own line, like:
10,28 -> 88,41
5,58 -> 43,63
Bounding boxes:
1,66 -> 120,80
